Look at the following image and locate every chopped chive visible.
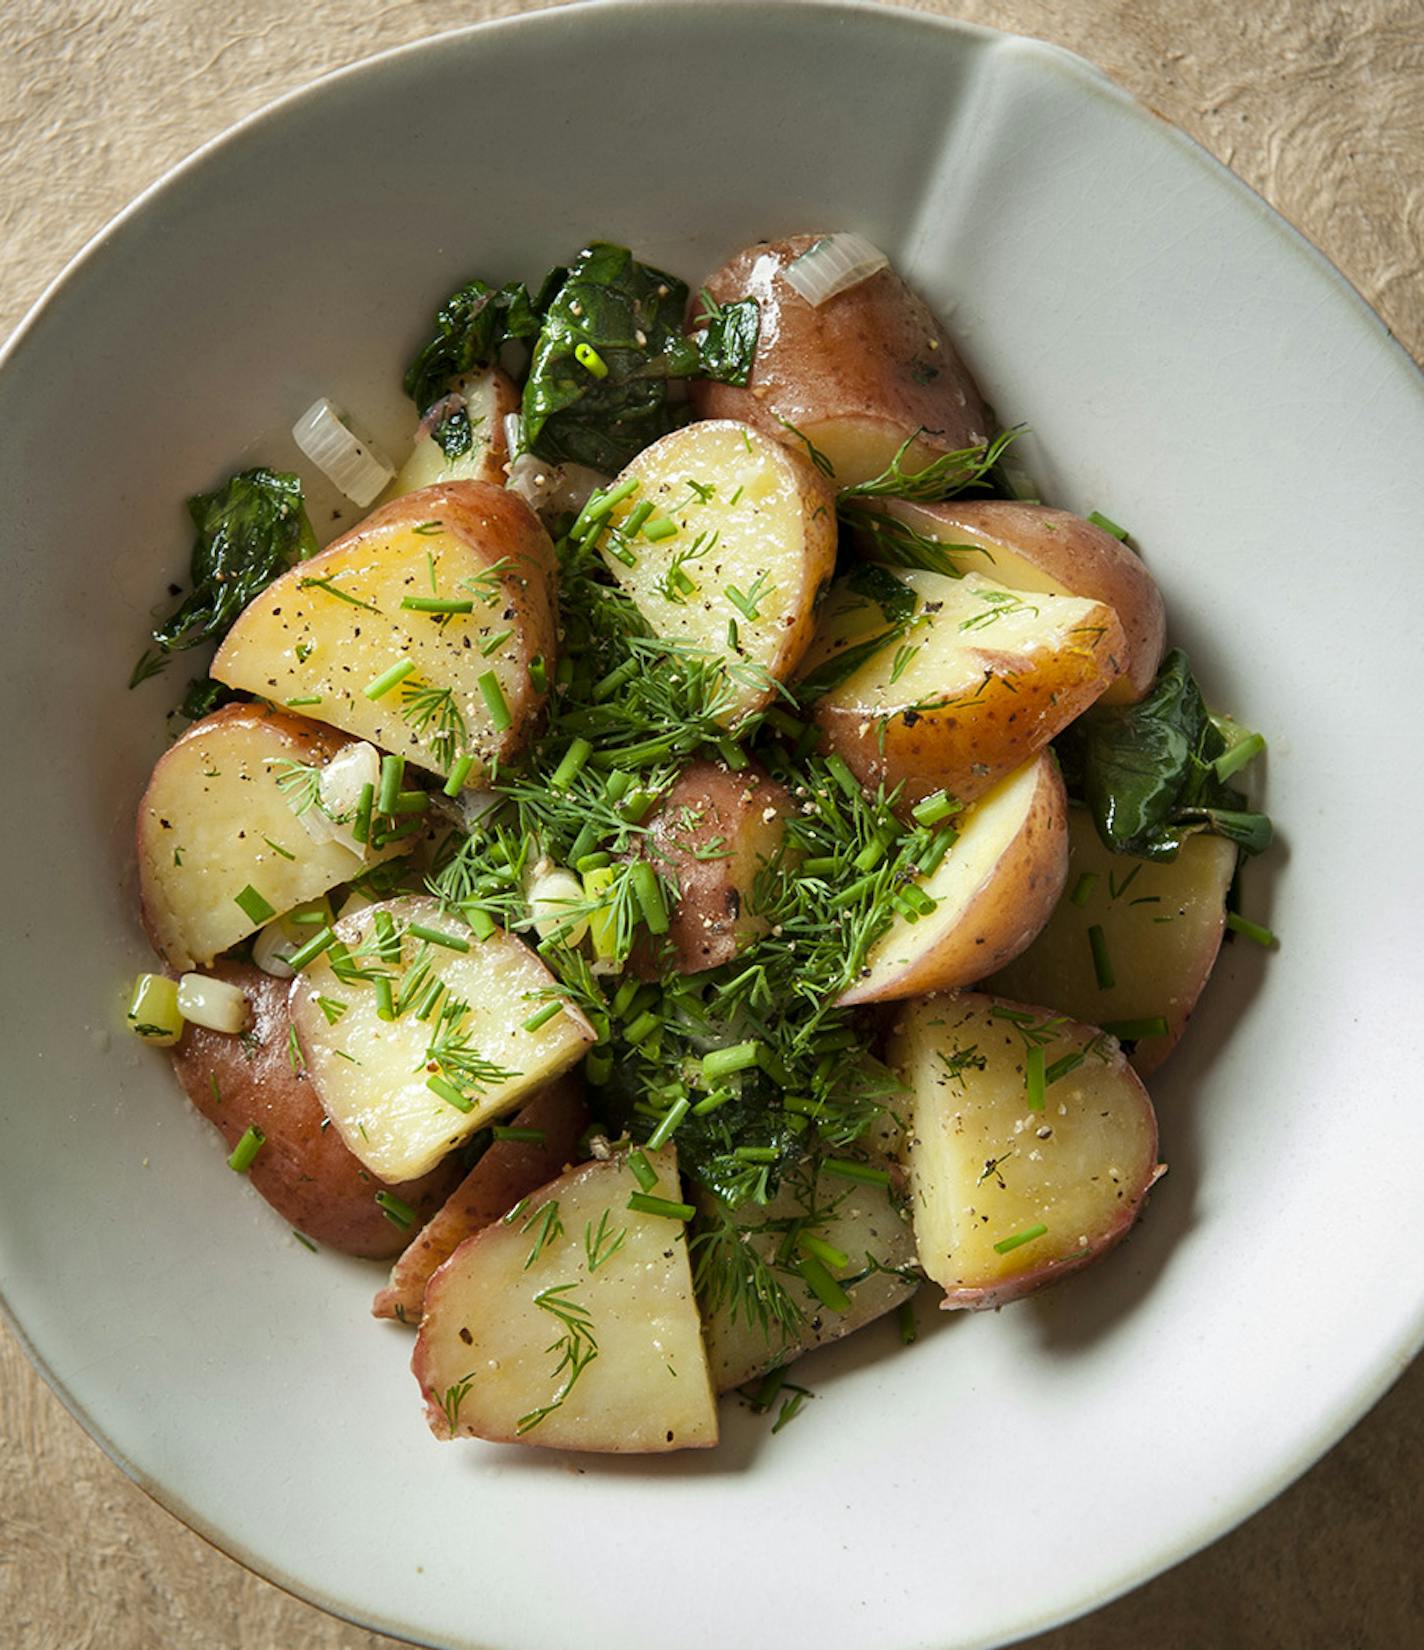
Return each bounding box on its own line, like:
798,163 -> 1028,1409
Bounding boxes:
262,835 -> 296,861
823,1158 -> 891,1188
1087,510 -> 1129,540
734,1145 -> 778,1164
716,737 -> 749,772
702,1041 -> 761,1081
911,790 -> 957,827
414,978 -> 445,1022
916,828 -> 956,877
825,755 -> 861,800
993,1222 -> 1048,1255
407,922 -> 470,952
749,1365 -> 788,1413
528,654 -> 548,694
585,1049 -> 613,1086
624,1010 -> 660,1046
629,1149 -> 658,1192
853,831 -> 890,873
1088,923 -> 1115,989
574,341 -> 608,378
285,694 -> 323,707
899,883 -> 937,917
286,925 -> 336,972
427,1074 -> 474,1113
400,595 -> 474,614
629,861 -> 669,935
391,789 -> 428,815
371,816 -> 426,848
726,616 -> 739,650
363,658 -> 415,700
1025,1044 -> 1046,1111
627,1192 -> 694,1221
621,500 -> 653,539
227,1126 -> 265,1173
798,1232 -> 850,1271
492,1125 -> 546,1144
373,976 -> 396,1021
1069,872 -> 1099,908
522,1000 -> 563,1033
479,629 -> 513,658
443,754 -> 475,796
898,1299 -> 918,1345
352,781 -> 374,844
373,910 -> 400,961
800,856 -> 839,878
234,884 -> 275,925
591,658 -> 638,702
1226,911 -> 1277,948
292,1230 -> 318,1253
377,754 -> 405,816
478,670 -> 512,732
575,851 -> 611,874
642,516 -> 677,542
1044,1049 -> 1086,1084
1100,1016 -> 1171,1041
646,1097 -> 690,1149
464,906 -> 497,942
572,476 -> 639,536
603,771 -> 633,805
692,1087 -> 734,1116
796,1255 -> 851,1314
550,737 -> 593,791
375,1190 -> 417,1229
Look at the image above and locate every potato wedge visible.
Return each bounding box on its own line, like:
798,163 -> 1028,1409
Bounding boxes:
801,566 -> 1124,808
379,368 -> 518,500
372,1075 -> 590,1324
837,753 -> 1068,1006
856,500 -> 1162,703
290,894 -> 595,1182
413,1145 -> 717,1451
695,1158 -> 916,1392
689,235 -> 990,487
212,481 -> 555,783
988,808 -> 1238,1074
597,420 -> 836,720
889,992 -> 1161,1309
633,759 -> 791,976
170,964 -> 461,1257
137,705 -> 401,970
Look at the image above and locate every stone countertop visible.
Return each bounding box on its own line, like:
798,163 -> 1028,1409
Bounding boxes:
1,2 -> 1420,1646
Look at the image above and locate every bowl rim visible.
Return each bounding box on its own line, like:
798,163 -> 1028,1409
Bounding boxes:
2,4 -> 1421,1648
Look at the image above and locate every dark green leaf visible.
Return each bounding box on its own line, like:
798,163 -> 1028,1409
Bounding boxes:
178,677 -> 244,722
149,469 -> 316,656
845,563 -> 916,626
794,630 -> 904,705
691,291 -> 760,387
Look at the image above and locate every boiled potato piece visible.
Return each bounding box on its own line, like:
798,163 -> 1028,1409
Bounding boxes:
290,895 -> 595,1182
170,964 -> 461,1257
856,500 -> 1163,704
889,992 -> 1161,1310
137,705 -> 399,970
989,808 -> 1238,1074
801,567 -> 1124,809
373,1075 -> 590,1324
380,368 -> 518,500
696,1158 -> 916,1392
213,481 -> 555,783
690,235 -> 990,487
413,1145 -> 717,1451
634,759 -> 791,976
838,753 -> 1068,1006
597,420 -> 836,720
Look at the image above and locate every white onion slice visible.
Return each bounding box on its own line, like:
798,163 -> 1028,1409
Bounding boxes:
527,867 -> 589,946
253,918 -> 297,979
502,411 -> 525,459
783,233 -> 889,307
176,973 -> 252,1035
505,452 -> 609,524
292,398 -> 394,507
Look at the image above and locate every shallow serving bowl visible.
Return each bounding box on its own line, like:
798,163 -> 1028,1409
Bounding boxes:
2,3 -> 1421,1647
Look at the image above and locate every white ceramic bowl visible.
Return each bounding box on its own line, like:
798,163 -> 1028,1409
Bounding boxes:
3,5 -> 1421,1648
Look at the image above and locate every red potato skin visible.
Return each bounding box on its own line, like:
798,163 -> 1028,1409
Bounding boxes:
875,500 -> 1166,703
372,1076 -> 591,1324
689,236 -> 990,479
631,760 -> 793,978
169,963 -> 461,1258
136,704 -> 358,967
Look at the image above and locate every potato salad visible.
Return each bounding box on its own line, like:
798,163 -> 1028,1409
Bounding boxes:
125,234 -> 1275,1451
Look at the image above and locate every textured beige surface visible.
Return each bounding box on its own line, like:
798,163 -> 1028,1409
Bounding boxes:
1,1 -> 1421,1647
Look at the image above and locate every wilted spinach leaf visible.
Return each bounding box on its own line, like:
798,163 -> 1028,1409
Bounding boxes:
1060,649 -> 1271,861
403,276 -> 551,457
177,676 -> 244,722
139,469 -> 316,676
689,290 -> 760,387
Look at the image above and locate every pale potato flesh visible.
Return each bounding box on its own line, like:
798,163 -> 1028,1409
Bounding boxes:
413,1146 -> 717,1451
599,420 -> 836,720
989,808 -> 1238,1074
212,481 -> 554,783
690,235 -> 990,489
837,753 -> 1068,1006
803,566 -> 1124,807
290,895 -> 595,1182
697,1158 -> 917,1392
136,705 -> 398,970
864,499 -> 1162,703
890,993 -> 1160,1309
379,368 -> 517,501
